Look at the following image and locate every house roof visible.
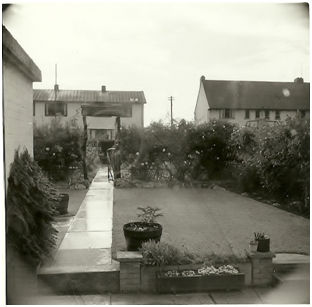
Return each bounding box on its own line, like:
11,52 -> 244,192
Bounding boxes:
33,89 -> 146,104
202,79 -> 310,110
3,26 -> 41,82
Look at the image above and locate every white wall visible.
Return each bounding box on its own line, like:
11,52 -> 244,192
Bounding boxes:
207,109 -> 309,126
3,61 -> 34,180
34,101 -> 144,131
194,82 -> 209,125
121,104 -> 144,128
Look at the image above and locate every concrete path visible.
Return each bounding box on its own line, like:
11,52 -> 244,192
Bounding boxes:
21,284 -> 310,304
40,168 -> 116,275
113,188 -> 309,257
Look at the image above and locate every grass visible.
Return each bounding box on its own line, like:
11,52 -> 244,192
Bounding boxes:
112,187 -> 309,258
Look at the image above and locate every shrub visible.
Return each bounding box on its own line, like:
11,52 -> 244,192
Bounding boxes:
187,120 -> 238,179
231,117 -> 310,212
34,117 -> 83,181
86,141 -> 102,175
119,126 -> 143,165
200,253 -> 248,266
140,241 -> 248,266
119,119 -> 237,182
6,150 -> 59,266
140,241 -> 193,266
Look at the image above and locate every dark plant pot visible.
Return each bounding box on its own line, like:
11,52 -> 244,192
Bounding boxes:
123,222 -> 162,251
256,238 -> 270,252
58,193 -> 69,215
156,272 -> 245,293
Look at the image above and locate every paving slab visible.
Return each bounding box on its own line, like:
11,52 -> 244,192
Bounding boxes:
255,285 -> 310,304
79,294 -> 111,304
110,293 -> 214,305
76,208 -> 112,220
40,248 -> 113,273
69,218 -> 112,232
59,231 -> 112,249
210,288 -> 262,304
274,253 -> 310,264
172,293 -> 214,304
23,295 -> 84,305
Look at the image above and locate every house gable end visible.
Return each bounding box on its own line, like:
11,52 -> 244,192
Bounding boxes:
194,77 -> 210,123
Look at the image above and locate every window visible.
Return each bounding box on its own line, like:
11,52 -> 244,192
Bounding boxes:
275,110 -> 280,120
220,109 -> 233,119
255,110 -> 260,119
45,102 -> 67,116
245,110 -> 250,119
89,129 -> 114,140
265,110 -> 270,119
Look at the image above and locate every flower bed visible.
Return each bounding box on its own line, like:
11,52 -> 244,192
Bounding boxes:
140,262 -> 250,293
156,265 -> 245,293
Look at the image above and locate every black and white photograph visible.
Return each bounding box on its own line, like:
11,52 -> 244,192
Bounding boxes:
2,1 -> 310,304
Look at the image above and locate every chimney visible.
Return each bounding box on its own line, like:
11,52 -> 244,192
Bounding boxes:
54,84 -> 59,91
294,77 -> 304,84
101,85 -> 106,92
200,75 -> 205,83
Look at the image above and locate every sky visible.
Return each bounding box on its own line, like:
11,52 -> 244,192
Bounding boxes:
2,1 -> 310,125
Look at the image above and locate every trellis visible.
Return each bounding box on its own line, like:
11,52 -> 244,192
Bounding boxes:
81,102 -> 132,180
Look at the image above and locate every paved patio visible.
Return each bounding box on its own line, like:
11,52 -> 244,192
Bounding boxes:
19,283 -> 310,304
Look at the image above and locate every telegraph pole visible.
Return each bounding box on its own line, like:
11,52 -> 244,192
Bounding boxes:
168,96 -> 174,127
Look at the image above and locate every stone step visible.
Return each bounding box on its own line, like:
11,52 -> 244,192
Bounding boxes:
38,248 -> 120,294
272,253 -> 309,294
273,253 -> 309,273
273,270 -> 310,297
38,263 -> 120,295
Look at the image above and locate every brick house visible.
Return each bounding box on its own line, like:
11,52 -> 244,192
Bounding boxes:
3,25 -> 42,184
33,86 -> 146,140
194,75 -> 310,126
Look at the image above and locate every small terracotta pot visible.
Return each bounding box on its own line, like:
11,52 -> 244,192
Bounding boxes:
249,241 -> 258,253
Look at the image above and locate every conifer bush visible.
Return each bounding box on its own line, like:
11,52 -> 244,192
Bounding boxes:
6,150 -> 59,266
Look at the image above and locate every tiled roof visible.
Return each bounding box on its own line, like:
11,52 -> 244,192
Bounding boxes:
202,79 -> 310,110
33,89 -> 146,104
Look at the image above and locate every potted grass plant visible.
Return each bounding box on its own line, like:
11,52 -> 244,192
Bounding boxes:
123,206 -> 163,251
254,232 -> 270,252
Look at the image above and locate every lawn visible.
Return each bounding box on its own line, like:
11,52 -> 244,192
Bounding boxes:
112,187 -> 309,258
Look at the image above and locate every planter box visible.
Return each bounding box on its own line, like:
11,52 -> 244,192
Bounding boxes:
141,263 -> 249,292
156,271 -> 245,293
